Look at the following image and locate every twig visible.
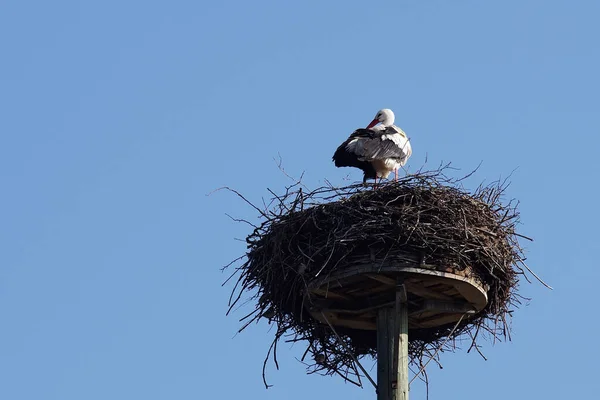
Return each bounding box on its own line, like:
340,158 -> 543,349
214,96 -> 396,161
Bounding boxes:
320,312 -> 377,391
409,313 -> 468,386
520,261 -> 553,290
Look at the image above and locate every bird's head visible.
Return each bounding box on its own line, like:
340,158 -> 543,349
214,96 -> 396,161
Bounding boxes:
366,108 -> 395,129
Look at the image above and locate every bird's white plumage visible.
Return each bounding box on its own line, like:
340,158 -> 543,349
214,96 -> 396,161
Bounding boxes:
381,128 -> 412,167
372,109 -> 395,128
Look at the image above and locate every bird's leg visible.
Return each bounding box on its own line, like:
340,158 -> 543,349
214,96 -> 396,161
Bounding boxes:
375,177 -> 381,189
394,169 -> 398,181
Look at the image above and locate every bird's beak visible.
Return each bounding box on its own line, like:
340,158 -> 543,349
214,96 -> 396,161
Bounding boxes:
366,119 -> 379,129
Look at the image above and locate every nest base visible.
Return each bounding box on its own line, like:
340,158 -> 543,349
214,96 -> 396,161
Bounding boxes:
305,260 -> 488,332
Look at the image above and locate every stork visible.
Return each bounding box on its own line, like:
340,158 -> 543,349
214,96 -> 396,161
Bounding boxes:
332,109 -> 412,185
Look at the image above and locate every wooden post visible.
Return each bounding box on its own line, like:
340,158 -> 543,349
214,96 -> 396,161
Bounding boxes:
396,283 -> 409,400
377,283 -> 409,400
377,307 -> 394,400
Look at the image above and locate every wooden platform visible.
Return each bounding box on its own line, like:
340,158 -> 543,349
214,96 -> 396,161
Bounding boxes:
304,263 -> 489,331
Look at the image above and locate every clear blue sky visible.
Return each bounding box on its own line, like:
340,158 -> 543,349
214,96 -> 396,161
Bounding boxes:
1,0 -> 598,399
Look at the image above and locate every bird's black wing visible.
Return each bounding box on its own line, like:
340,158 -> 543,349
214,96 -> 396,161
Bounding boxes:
332,129 -> 377,178
332,129 -> 372,167
359,134 -> 407,161
335,128 -> 405,162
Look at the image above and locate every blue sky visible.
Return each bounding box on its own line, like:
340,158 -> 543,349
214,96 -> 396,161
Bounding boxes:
1,0 -> 598,398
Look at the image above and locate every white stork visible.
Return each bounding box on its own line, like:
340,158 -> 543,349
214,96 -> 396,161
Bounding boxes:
332,109 -> 412,185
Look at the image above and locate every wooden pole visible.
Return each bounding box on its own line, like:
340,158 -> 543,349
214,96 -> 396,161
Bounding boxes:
377,283 -> 409,400
396,283 -> 409,400
377,307 -> 394,400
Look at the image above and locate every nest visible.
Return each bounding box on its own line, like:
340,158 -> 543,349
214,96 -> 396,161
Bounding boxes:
223,168 -> 536,388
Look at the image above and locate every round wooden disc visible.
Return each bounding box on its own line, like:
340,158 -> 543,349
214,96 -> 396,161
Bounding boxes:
304,264 -> 489,331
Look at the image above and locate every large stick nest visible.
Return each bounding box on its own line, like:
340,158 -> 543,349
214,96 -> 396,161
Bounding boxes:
223,168 -> 534,387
